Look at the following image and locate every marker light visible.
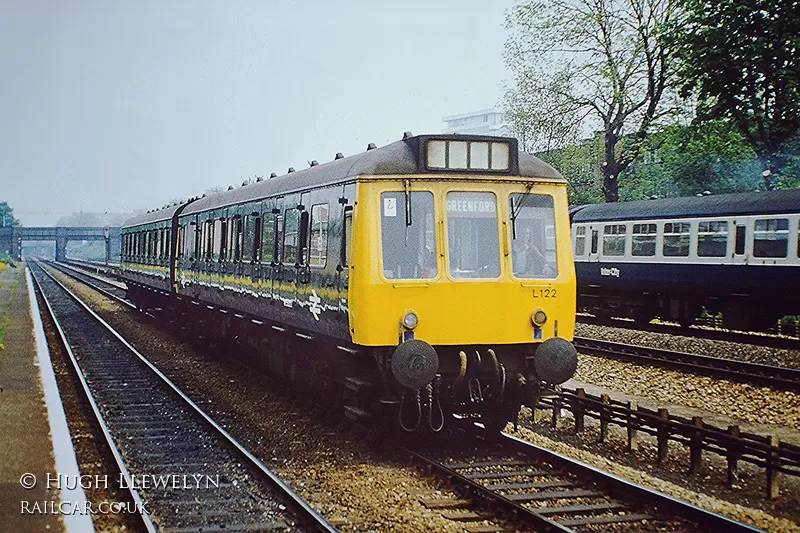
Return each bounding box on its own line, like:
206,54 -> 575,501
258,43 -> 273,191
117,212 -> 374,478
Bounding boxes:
402,311 -> 419,330
531,308 -> 547,327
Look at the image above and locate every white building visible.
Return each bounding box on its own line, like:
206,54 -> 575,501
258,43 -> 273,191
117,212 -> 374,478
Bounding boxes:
442,108 -> 510,137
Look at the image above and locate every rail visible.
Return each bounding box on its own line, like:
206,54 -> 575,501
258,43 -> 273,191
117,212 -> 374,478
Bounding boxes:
31,261 -> 338,532
574,336 -> 800,393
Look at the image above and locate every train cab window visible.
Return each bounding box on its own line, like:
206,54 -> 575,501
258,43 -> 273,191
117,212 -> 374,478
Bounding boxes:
753,218 -> 789,258
509,193 -> 557,278
381,191 -> 437,279
574,226 -> 586,257
261,213 -> 275,263
602,224 -> 626,256
632,223 -> 656,256
283,209 -> 300,265
697,220 -> 728,257
309,204 -> 329,267
663,222 -> 690,256
448,192 -> 501,278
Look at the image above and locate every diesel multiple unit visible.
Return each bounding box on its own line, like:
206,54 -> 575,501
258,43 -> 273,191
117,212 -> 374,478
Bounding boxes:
571,189 -> 800,331
121,134 -> 578,433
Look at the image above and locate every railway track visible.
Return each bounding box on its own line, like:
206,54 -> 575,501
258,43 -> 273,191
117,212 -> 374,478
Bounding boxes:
409,420 -> 762,532
573,336 -> 800,393
49,260 -> 129,301
30,261 -> 337,533
44,260 -> 784,531
577,314 -> 800,351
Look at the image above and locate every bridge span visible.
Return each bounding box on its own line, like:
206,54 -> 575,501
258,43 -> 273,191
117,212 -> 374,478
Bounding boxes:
0,226 -> 121,261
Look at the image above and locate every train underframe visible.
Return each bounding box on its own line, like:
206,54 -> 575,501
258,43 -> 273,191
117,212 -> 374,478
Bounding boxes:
581,291 -> 786,332
126,283 -> 556,436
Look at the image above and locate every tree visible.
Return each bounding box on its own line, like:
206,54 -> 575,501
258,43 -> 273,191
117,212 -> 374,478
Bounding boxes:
622,121 -> 761,199
0,202 -> 19,227
669,0 -> 800,190
504,0 -> 677,202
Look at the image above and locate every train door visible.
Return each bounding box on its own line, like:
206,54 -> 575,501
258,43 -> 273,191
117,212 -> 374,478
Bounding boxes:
242,203 -> 261,285
337,183 -> 356,296
297,192 -> 312,291
587,225 -> 600,263
277,195 -> 301,307
732,219 -> 748,266
259,200 -> 276,299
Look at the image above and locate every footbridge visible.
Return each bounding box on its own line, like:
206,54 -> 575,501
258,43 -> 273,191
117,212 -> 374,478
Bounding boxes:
0,226 -> 121,261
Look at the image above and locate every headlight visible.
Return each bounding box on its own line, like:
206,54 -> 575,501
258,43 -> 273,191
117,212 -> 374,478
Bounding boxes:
402,311 -> 419,329
531,308 -> 547,327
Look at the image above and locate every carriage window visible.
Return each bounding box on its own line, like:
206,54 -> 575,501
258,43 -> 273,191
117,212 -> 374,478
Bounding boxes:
244,215 -> 261,262
697,220 -> 728,257
232,217 -> 243,262
186,223 -> 197,260
509,193 -> 557,278
261,213 -> 275,263
177,226 -> 184,259
242,216 -> 253,262
309,204 -> 329,267
219,219 -> 228,261
381,191 -> 437,279
164,229 -> 171,261
448,192 -> 500,278
663,222 -> 690,257
342,207 -> 353,267
753,218 -> 789,258
574,226 -> 586,257
213,219 -> 223,261
283,209 -> 299,265
204,220 -> 213,260
602,224 -> 626,256
632,223 -> 656,257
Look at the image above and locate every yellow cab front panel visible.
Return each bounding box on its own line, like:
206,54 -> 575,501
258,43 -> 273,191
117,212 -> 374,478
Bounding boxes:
348,175 -> 576,347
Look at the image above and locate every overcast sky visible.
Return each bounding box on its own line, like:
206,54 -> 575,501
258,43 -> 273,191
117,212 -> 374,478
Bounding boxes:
0,1 -> 516,226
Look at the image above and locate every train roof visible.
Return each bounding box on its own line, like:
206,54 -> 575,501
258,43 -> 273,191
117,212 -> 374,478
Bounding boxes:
123,134 -> 564,228
123,203 -> 183,228
571,188 -> 800,222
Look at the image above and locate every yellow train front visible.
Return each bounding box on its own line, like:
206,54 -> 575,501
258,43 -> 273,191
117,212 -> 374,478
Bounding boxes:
349,135 -> 577,432
120,133 -> 577,434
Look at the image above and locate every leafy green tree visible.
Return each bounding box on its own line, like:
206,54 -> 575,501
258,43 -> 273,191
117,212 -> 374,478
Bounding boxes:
537,138 -> 605,205
504,0 -> 678,202
621,121 -> 762,199
669,0 -> 800,189
0,202 -> 19,227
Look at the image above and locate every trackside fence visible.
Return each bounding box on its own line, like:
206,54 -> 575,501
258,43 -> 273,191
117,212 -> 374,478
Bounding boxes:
536,387 -> 800,499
